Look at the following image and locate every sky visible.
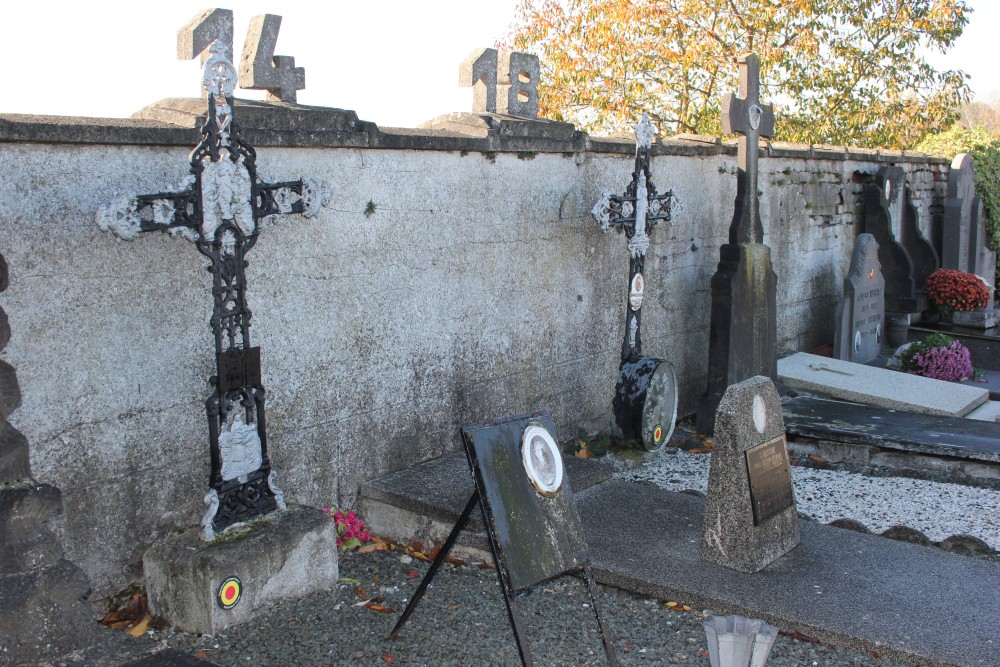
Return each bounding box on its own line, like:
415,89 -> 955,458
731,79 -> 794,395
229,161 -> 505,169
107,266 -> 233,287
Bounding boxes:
1,0 -> 995,129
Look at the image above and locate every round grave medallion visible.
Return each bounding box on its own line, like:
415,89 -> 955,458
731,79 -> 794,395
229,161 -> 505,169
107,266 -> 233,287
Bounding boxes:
217,576 -> 242,610
639,361 -> 679,451
875,323 -> 882,345
629,273 -> 645,311
854,330 -> 862,354
521,424 -> 563,497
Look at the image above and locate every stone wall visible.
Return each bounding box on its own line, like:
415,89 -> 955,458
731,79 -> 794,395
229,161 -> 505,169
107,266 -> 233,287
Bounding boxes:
0,108 -> 948,592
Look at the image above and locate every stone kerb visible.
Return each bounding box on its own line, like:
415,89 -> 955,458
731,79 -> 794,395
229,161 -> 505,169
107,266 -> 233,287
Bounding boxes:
701,376 -> 800,573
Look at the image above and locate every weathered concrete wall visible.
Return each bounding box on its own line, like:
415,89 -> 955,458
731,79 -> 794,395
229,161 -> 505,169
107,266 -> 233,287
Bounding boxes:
0,112 -> 947,592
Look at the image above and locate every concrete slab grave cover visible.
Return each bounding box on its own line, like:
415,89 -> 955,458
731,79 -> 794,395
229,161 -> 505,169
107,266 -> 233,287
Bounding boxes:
697,53 -> 778,435
777,352 -> 988,417
592,115 -> 678,451
701,376 -> 800,572
833,233 -> 885,363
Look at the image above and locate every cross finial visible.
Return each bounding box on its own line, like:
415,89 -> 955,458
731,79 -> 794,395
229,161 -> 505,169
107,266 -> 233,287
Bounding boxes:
722,53 -> 774,244
635,114 -> 654,152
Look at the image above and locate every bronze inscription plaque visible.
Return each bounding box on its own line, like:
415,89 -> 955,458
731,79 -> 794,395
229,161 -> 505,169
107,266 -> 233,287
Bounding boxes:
745,435 -> 794,526
218,347 -> 262,394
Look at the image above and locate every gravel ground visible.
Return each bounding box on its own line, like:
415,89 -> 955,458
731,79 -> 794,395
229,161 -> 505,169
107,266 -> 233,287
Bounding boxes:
615,447 -> 1000,550
149,548 -> 907,667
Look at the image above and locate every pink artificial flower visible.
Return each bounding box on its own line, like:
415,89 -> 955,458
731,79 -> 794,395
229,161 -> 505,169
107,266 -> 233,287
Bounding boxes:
358,530 -> 371,542
336,537 -> 343,547
322,507 -> 332,516
342,529 -> 356,540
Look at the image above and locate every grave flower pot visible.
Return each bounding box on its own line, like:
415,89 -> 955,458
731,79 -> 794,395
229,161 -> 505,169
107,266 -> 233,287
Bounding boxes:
703,615 -> 778,667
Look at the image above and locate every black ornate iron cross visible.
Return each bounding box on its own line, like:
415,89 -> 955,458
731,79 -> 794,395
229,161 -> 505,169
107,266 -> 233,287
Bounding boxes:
97,42 -> 330,540
592,115 -> 675,363
723,53 -> 774,245
592,117 -> 679,452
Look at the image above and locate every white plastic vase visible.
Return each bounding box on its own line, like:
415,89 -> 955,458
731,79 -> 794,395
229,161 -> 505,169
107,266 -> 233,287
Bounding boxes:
703,615 -> 779,667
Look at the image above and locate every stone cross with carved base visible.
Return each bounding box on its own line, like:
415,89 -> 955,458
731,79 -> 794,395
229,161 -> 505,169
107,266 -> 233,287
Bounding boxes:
723,53 -> 774,244
96,42 -> 330,541
592,115 -> 674,362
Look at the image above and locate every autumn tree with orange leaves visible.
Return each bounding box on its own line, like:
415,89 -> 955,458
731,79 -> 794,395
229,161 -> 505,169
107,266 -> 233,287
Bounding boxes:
509,0 -> 972,148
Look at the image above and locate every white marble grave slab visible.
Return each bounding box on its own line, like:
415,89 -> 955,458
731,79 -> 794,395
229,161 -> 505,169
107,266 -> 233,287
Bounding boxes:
777,353 -> 988,418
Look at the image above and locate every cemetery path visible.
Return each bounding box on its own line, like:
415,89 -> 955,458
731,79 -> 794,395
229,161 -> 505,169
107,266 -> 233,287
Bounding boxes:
143,546 -> 909,667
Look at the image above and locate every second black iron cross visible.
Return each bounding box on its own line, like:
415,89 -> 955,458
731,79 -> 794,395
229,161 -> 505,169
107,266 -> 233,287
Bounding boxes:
592,116 -> 679,451
97,41 -> 330,540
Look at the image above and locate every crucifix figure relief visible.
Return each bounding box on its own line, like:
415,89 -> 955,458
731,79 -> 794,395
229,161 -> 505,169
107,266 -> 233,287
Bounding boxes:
96,41 -> 331,540
722,53 -> 774,245
592,116 -> 679,452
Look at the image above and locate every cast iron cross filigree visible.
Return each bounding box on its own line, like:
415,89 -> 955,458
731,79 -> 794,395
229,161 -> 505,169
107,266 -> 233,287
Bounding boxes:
592,115 -> 675,363
723,53 -> 774,245
96,41 -> 331,540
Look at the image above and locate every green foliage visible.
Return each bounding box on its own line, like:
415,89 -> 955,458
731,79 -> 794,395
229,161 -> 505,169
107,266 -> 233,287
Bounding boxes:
916,125 -> 1000,265
509,0 -> 972,148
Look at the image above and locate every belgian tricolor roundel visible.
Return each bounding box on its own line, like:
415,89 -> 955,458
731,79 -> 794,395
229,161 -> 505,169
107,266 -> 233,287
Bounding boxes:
653,424 -> 663,445
217,576 -> 242,610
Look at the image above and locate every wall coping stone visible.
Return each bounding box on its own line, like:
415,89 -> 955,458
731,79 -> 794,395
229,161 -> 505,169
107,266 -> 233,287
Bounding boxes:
0,99 -> 950,165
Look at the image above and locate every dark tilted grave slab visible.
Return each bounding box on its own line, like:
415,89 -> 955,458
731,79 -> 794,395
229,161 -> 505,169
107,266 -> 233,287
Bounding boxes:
697,53 -> 778,434
592,115 -> 678,451
833,233 -> 885,363
782,395 -> 1000,463
389,412 -> 617,666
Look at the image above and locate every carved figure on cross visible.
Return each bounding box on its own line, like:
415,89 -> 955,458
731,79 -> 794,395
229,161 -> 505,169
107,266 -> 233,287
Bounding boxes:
723,53 -> 774,245
592,114 -> 674,362
96,40 -> 331,540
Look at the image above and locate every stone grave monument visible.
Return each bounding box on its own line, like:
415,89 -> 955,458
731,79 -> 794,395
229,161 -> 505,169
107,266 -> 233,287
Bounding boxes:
944,153 -> 996,311
95,32 -> 336,634
419,48 -> 584,148
697,53 -> 778,434
833,233 -> 885,363
0,252 -> 110,663
592,115 -> 679,450
390,412 -> 617,666
701,376 -> 800,572
862,166 -> 938,316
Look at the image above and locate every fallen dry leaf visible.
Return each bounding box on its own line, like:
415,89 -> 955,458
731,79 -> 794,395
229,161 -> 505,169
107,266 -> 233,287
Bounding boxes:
447,603 -> 461,611
382,654 -> 395,664
665,601 -> 694,612
367,603 -> 394,614
126,617 -> 150,637
196,651 -> 208,660
807,454 -> 829,464
404,569 -> 420,578
358,543 -> 388,554
687,448 -> 712,455
780,629 -> 821,644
